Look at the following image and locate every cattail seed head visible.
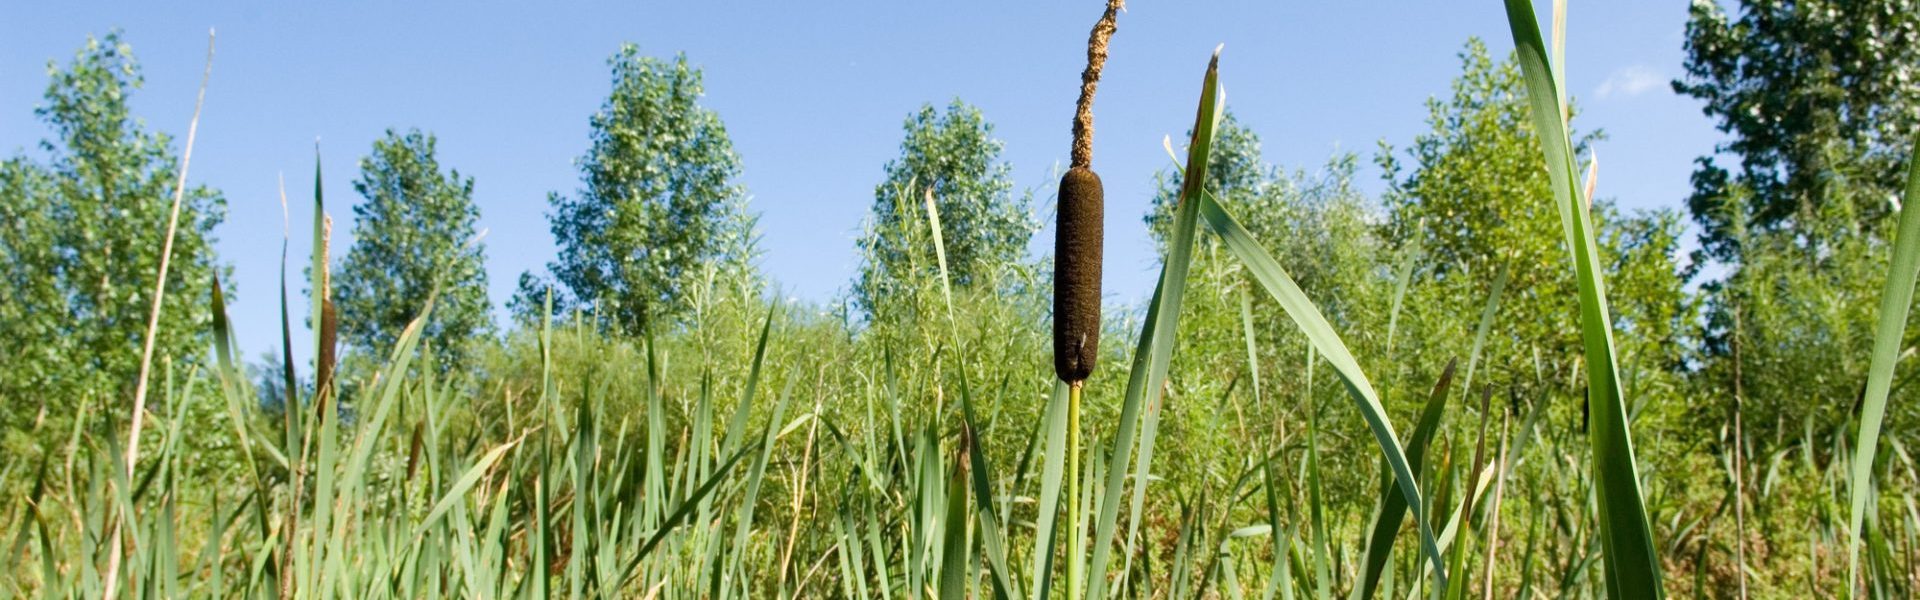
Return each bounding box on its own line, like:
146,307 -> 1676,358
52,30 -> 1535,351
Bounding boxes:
1054,166 -> 1104,383
1054,0 -> 1121,384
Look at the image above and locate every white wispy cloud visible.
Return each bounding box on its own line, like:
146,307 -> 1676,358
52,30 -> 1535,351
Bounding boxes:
1595,65 -> 1665,99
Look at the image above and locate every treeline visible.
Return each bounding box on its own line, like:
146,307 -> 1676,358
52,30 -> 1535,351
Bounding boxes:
6,2 -> 1914,450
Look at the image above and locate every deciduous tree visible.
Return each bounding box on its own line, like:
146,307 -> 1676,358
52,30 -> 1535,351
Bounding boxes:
524,46 -> 755,334
335,128 -> 491,370
855,100 -> 1035,317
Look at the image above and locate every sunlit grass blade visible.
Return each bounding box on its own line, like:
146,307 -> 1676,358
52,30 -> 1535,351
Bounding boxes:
1500,1 -> 1663,596
961,378 -> 1018,600
1354,359 -> 1455,600
406,438 -> 519,547
924,188 -> 955,323
1032,381 -> 1071,600
1442,389 -> 1495,600
620,440 -> 762,589
1087,46 -> 1221,600
1198,190 -> 1448,588
1846,147 -> 1920,594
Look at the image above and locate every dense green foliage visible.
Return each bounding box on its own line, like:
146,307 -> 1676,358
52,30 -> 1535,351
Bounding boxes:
856,100 -> 1037,320
1379,39 -> 1690,409
1681,0 -> 1920,448
1677,0 -> 1920,260
8,3 -> 1920,597
517,46 -> 756,334
0,33 -> 228,456
335,129 -> 491,371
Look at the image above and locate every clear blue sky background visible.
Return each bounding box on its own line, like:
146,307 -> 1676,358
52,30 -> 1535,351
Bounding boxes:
1,1 -> 1720,365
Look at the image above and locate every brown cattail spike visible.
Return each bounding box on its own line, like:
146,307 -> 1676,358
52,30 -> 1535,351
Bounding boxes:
1054,167 -> 1105,382
316,214 -> 338,413
1055,0 -> 1121,384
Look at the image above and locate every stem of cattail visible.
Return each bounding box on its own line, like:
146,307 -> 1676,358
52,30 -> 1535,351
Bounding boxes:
1065,380 -> 1084,598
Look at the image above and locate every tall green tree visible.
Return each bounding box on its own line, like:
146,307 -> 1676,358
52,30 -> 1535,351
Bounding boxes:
855,100 -> 1035,316
1378,39 -> 1690,402
334,128 -> 491,370
1679,0 -> 1920,441
0,33 -> 228,441
524,46 -> 755,334
0,159 -> 66,414
1676,0 -> 1920,261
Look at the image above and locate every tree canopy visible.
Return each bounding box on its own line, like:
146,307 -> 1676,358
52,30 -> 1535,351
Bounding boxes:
1378,39 -> 1691,401
0,33 -> 227,442
855,100 -> 1035,318
334,128 -> 491,371
522,46 -> 756,334
1677,0 -> 1920,261
1678,0 -> 1920,438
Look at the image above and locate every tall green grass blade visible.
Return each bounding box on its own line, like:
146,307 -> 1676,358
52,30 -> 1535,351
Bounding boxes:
408,439 -> 518,547
1198,190 -> 1448,588
924,188 -> 955,323
308,147 -> 331,399
1242,286 -> 1263,405
341,303 -> 433,496
1305,359 -> 1331,600
866,504 -> 894,600
301,352 -> 340,596
36,503 -> 59,598
1263,460 -> 1291,600
1443,389 -> 1495,600
1088,47 -> 1221,600
1846,148 -> 1920,594
1461,264 -> 1509,395
961,379 -> 1018,600
727,375 -> 797,596
620,441 -> 761,589
1032,381 -> 1071,600
938,432 -> 971,600
726,305 -> 778,457
1499,1 -> 1663,596
1355,360 -> 1455,600
209,274 -> 237,376
1384,233 -> 1422,356
278,182 -> 299,454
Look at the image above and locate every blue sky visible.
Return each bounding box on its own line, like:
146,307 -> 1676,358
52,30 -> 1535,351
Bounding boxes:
0,1 -> 1720,364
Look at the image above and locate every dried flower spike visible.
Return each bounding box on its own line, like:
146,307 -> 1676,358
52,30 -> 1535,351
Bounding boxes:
1054,0 -> 1122,384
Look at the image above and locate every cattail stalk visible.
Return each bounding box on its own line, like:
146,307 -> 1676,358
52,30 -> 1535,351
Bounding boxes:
1058,2 -> 1121,598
